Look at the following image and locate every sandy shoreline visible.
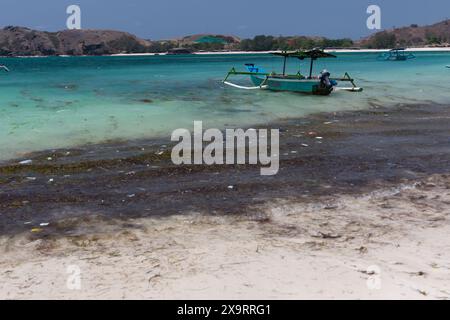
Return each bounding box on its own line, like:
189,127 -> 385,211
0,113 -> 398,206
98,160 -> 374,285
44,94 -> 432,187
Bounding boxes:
1,173 -> 449,299
1,103 -> 450,299
108,47 -> 450,56
2,47 -> 450,59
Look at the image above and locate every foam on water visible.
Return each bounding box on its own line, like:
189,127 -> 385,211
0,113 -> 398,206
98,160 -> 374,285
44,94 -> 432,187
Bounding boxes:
0,52 -> 449,161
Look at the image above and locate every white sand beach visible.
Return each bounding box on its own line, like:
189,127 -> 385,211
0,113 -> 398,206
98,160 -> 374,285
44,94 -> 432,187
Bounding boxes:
3,47 -> 449,59
108,47 -> 450,57
1,174 -> 449,300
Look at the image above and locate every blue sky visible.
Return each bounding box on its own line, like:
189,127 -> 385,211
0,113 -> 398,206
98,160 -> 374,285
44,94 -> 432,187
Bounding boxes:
0,0 -> 449,40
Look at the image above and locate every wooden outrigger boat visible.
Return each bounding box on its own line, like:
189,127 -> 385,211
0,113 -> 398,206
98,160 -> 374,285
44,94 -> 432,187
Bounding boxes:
378,48 -> 415,61
223,49 -> 362,95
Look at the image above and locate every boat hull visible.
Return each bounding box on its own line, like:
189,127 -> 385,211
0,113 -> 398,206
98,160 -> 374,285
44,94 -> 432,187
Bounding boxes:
250,75 -> 333,95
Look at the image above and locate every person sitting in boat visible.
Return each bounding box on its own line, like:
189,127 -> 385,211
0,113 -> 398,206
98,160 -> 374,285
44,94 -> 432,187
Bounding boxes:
319,69 -> 338,89
319,69 -> 332,88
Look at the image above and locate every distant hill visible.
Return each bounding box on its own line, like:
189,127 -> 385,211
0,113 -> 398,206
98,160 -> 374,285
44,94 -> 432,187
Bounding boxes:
360,19 -> 450,48
0,26 -> 152,56
1,19 -> 450,56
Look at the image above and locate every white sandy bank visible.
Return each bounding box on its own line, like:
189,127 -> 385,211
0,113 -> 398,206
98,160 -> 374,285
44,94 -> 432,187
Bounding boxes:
109,47 -> 450,57
1,174 -> 449,300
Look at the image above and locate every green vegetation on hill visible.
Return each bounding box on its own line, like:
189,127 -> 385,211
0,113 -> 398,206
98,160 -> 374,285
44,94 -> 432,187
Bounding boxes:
365,31 -> 397,49
239,35 -> 354,51
154,35 -> 355,53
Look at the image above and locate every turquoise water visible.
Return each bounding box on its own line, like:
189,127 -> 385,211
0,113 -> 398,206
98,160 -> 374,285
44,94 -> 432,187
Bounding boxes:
0,52 -> 449,161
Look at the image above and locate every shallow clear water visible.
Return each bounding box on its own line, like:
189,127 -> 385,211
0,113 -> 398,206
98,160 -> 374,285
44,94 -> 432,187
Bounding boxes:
0,52 -> 449,161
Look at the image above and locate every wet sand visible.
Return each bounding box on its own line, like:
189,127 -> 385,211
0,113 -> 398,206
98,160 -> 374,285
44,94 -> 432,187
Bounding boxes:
1,103 -> 450,299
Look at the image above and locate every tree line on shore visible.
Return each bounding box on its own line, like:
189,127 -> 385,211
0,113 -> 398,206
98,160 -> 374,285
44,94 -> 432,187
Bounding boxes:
149,35 -> 356,53
151,30 -> 449,53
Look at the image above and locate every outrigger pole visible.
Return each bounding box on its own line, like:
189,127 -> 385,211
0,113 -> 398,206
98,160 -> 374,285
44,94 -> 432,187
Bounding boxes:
308,58 -> 315,79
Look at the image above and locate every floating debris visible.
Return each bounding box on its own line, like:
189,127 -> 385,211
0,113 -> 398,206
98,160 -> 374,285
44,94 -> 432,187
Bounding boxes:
417,289 -> 427,296
138,99 -> 153,104
358,246 -> 368,254
312,231 -> 342,239
408,271 -> 427,277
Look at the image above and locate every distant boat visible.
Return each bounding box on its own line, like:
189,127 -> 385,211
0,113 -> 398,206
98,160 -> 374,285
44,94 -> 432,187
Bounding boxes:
223,49 -> 363,95
166,48 -> 193,55
378,48 -> 415,61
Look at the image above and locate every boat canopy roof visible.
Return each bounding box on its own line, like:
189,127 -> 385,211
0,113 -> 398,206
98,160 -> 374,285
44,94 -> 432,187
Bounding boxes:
272,49 -> 337,60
